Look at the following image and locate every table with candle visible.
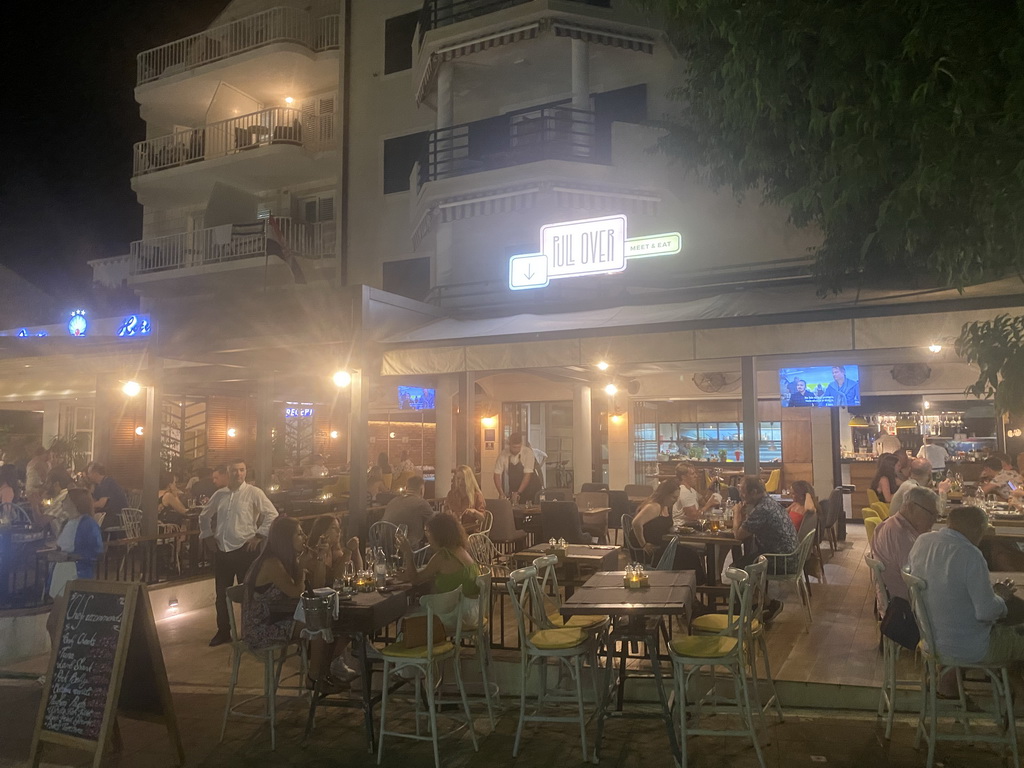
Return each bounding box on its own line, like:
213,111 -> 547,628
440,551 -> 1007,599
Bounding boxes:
511,541 -> 621,597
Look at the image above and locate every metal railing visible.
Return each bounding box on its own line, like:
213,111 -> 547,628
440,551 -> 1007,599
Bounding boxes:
133,107 -> 318,176
130,217 -> 336,276
419,0 -> 612,40
420,105 -> 597,184
137,7 -> 337,85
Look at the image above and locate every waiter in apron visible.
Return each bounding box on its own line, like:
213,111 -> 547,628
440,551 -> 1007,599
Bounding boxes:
493,432 -> 542,504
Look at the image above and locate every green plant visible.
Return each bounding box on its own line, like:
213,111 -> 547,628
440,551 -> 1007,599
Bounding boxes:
47,433 -> 90,472
955,314 -> 1024,416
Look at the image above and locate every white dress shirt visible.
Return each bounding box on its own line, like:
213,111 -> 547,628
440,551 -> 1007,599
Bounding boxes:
917,443 -> 948,469
493,446 -> 537,477
907,527 -> 1007,662
672,485 -> 700,526
199,482 -> 278,553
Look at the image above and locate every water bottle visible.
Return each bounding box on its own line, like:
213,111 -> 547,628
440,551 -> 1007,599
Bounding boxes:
374,553 -> 388,589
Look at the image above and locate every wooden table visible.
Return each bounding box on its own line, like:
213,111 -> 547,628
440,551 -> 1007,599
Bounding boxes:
668,528 -> 744,587
511,543 -> 620,596
561,570 -> 697,763
304,585 -> 415,750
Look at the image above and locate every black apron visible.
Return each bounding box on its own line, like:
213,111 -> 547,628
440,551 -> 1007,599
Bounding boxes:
507,456 -> 542,503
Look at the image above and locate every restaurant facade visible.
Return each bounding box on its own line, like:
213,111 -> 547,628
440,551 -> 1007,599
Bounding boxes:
1,0 -> 1022,535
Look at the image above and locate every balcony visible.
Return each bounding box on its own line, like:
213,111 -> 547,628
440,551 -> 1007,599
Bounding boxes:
129,218 -> 335,282
137,7 -> 338,86
418,0 -> 611,40
419,105 -> 598,185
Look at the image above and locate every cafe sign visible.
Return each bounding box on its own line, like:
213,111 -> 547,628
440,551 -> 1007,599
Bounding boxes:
509,214 -> 682,290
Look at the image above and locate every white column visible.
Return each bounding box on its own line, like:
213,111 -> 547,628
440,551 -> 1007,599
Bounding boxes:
141,360 -> 164,538
573,384 -> 593,494
254,377 -> 274,488
434,375 -> 458,499
41,403 -> 61,448
607,411 -> 631,490
570,38 -> 590,110
437,61 -> 454,129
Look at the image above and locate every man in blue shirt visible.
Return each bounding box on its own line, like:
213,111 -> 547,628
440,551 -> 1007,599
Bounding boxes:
823,366 -> 859,407
87,461 -> 129,534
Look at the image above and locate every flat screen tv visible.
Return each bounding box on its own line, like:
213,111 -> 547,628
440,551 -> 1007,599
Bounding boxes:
397,385 -> 435,410
779,365 -> 861,408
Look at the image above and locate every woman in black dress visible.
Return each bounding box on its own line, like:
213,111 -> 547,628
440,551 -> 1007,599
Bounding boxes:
631,479 -> 707,583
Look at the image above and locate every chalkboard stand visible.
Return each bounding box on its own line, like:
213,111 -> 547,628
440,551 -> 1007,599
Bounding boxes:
29,580 -> 184,768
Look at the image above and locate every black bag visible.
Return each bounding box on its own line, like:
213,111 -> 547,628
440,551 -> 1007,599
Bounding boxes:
880,596 -> 920,650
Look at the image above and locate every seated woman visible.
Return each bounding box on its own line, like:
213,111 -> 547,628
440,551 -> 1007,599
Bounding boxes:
631,479 -> 707,583
306,514 -> 362,586
157,472 -> 189,527
46,488 -> 104,644
444,464 -> 487,534
395,513 -> 480,629
871,453 -> 901,503
243,516 -> 351,693
786,480 -> 818,530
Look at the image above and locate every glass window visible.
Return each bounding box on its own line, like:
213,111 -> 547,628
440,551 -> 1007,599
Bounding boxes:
384,11 -> 419,74
383,131 -> 429,194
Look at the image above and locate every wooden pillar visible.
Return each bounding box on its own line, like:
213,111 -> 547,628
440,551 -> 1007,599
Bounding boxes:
741,356 -> 759,477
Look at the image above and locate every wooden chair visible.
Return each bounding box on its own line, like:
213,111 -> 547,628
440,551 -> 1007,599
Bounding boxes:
485,497 -> 527,554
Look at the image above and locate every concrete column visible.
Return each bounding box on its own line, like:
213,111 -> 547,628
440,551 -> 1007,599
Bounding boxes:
607,411 -> 631,490
571,38 -> 590,111
741,356 -> 759,477
141,361 -> 164,538
254,377 -> 275,488
437,61 -> 454,129
455,371 -> 475,469
573,384 -> 593,494
41,403 -> 61,449
349,367 -> 369,519
434,375 -> 458,500
93,374 -> 117,465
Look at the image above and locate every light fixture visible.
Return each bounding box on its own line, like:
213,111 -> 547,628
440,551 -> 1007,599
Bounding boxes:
389,431 -> 396,439
923,400 -> 930,409
332,370 -> 352,388
227,427 -> 238,438
481,416 -> 497,429
928,344 -> 942,353
604,383 -> 618,396
330,430 -> 339,439
847,415 -> 870,427
122,380 -> 141,397
596,360 -> 609,371
284,96 -> 294,104
610,413 -> 624,425
134,426 -> 144,436
168,598 -> 179,608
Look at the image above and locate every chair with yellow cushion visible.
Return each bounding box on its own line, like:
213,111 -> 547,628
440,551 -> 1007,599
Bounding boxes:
690,557 -> 782,724
764,469 -> 781,494
866,488 -> 881,507
670,562 -> 767,768
506,565 -> 596,760
864,515 -> 882,542
376,586 -> 478,768
871,501 -> 891,520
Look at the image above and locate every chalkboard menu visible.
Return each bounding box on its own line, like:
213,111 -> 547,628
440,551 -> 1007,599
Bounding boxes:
43,591 -> 126,740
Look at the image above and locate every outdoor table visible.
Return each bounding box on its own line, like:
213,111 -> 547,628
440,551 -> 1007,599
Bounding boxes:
560,569 -> 697,763
511,543 -> 620,596
667,528 -> 744,587
303,583 -> 416,750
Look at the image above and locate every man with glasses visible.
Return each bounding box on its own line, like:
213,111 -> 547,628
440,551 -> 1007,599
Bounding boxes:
872,486 -> 940,603
889,458 -> 950,518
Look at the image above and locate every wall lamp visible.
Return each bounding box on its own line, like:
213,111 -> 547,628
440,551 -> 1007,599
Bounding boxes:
481,416 -> 497,429
122,380 -> 142,397
332,370 -> 352,388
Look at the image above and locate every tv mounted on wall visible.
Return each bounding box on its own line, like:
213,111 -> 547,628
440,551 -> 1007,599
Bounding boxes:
779,365 -> 861,408
397,386 -> 435,410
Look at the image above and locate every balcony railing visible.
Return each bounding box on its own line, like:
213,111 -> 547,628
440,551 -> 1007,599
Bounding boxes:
419,0 -> 611,39
132,107 -> 333,176
420,105 -> 597,184
130,217 -> 335,276
137,7 -> 339,85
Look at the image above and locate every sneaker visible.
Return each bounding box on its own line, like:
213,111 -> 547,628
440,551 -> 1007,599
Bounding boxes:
330,658 -> 361,683
762,599 -> 784,625
208,631 -> 231,647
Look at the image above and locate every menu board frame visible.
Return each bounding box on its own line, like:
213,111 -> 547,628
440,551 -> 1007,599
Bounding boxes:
29,580 -> 183,767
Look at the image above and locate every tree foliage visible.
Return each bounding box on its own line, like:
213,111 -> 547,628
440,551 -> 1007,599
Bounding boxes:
634,0 -> 1024,294
955,314 -> 1024,416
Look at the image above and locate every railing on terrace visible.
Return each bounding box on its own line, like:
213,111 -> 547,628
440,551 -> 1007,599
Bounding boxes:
420,105 -> 597,184
419,0 -> 611,40
137,7 -> 339,85
133,107 -> 325,176
130,217 -> 336,276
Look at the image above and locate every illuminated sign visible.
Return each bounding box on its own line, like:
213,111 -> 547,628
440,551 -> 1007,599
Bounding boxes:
67,310 -> 88,337
509,214 -> 682,290
116,315 -> 152,337
284,407 -> 314,418
0,313 -> 154,338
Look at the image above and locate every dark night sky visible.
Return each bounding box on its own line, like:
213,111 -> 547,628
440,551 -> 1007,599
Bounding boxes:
0,0 -> 230,301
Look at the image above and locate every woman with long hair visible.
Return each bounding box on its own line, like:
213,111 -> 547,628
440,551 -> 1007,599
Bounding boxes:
396,513 -> 480,628
158,471 -> 189,526
243,517 -> 350,692
46,488 -> 104,643
306,514 -> 362,586
444,465 -> 487,533
871,453 -> 901,503
787,480 -> 818,530
631,479 -> 707,581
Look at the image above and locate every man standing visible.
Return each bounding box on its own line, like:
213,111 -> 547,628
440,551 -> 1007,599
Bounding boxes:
87,461 -> 129,533
917,437 -> 949,479
493,432 -> 542,504
190,465 -> 227,504
823,365 -> 860,407
908,506 -> 1023,699
199,459 -> 278,646
673,463 -> 721,527
382,475 -> 433,546
871,486 -> 939,603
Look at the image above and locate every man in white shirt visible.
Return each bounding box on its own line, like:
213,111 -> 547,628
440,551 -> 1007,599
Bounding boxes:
200,459 -> 278,646
525,440 -> 547,489
672,463 -> 720,527
873,432 -> 902,455
908,505 -> 1024,698
493,432 -> 541,503
917,437 -> 948,476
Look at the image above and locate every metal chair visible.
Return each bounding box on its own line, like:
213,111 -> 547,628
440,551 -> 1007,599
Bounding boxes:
902,571 -> 1019,768
220,584 -> 306,750
377,586 -> 478,768
763,529 -> 817,627
0,502 -> 33,526
368,520 -> 406,562
671,563 -> 767,768
506,565 -> 596,760
477,509 -> 493,536
621,513 -> 653,565
117,508 -> 144,578
460,566 -> 498,729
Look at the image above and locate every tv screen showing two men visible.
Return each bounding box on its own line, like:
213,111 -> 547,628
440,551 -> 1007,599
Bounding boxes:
779,365 -> 861,408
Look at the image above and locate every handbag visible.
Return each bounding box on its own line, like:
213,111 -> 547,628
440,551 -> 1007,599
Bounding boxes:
880,596 -> 920,650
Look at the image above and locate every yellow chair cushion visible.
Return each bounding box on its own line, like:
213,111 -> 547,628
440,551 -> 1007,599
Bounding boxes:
529,628 -> 589,650
670,635 -> 738,659
382,640 -> 455,658
548,611 -> 608,629
691,614 -> 761,634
